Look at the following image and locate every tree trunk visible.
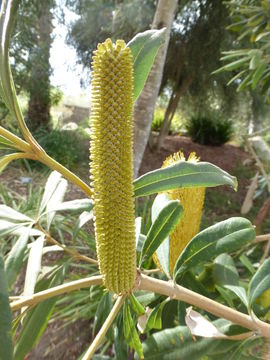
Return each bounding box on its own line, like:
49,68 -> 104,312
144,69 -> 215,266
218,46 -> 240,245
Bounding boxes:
133,0 -> 178,178
156,77 -> 193,150
27,1 -> 54,131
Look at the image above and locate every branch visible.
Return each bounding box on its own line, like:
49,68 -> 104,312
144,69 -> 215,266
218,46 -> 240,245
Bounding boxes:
254,234 -> 270,243
10,275 -> 103,311
138,273 -> 270,339
38,224 -> 98,266
82,295 -> 126,360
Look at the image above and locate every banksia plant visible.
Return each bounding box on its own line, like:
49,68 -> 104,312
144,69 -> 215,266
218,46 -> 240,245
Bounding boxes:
89,39 -> 136,294
163,152 -> 205,275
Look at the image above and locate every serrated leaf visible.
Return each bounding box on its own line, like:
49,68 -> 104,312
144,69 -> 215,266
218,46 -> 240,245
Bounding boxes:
248,257 -> 270,309
128,28 -> 166,101
174,218 -> 255,281
73,210 -> 93,240
23,236 -> 44,297
123,301 -> 144,359
5,226 -> 31,288
134,161 -> 237,198
140,197 -> 183,265
0,256 -> 13,360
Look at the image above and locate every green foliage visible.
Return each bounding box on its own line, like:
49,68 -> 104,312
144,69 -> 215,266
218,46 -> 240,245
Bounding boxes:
151,107 -> 164,132
128,28 -> 166,101
34,127 -> 88,169
218,1 -> 270,100
186,115 -> 234,146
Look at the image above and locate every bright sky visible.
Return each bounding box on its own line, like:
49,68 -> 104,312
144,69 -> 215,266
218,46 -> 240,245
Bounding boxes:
50,5 -> 90,97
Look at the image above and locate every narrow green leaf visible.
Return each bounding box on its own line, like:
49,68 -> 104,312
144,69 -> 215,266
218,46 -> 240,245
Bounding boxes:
123,301 -> 144,359
23,236 -> 44,297
145,298 -> 169,332
39,171 -> 63,215
214,57 -> 250,74
93,292 -> 113,340
5,226 -> 31,288
252,62 -> 267,88
0,256 -> 13,360
151,194 -> 172,279
46,178 -> 67,229
226,70 -> 247,86
140,198 -> 183,265
129,293 -> 145,316
128,28 -> 166,101
0,204 -> 33,223
174,218 -> 255,281
134,161 -> 237,198
44,198 -> 93,214
0,153 -> 24,174
14,267 -> 65,360
73,210 -> 93,240
0,134 -> 15,149
237,73 -> 253,91
248,257 -> 270,309
239,254 -> 255,275
0,219 -> 28,237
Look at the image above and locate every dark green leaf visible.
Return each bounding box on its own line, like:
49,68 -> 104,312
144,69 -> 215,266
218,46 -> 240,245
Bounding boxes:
239,254 -> 255,275
213,254 -> 239,286
248,257 -> 270,309
135,319 -> 238,360
5,226 -> 31,288
144,298 -> 169,332
140,197 -> 183,265
0,256 -> 13,360
174,217 -> 255,281
128,28 -> 166,101
123,301 -> 144,359
134,161 -> 237,198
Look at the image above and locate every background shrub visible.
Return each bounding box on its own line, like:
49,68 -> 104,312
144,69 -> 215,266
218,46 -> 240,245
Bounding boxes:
34,127 -> 88,169
186,115 -> 234,146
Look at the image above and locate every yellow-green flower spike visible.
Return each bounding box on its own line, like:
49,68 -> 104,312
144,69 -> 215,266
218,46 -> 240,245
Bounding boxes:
163,152 -> 205,275
90,39 -> 136,294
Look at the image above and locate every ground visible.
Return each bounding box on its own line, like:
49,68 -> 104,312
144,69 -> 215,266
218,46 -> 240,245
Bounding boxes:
1,135 -> 269,359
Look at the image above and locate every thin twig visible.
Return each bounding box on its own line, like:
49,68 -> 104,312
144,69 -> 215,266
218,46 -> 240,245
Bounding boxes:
82,295 -> 126,360
10,275 -> 103,311
254,234 -> 270,243
38,224 -> 98,266
260,240 -> 270,264
246,141 -> 270,193
138,273 -> 270,339
142,268 -> 161,274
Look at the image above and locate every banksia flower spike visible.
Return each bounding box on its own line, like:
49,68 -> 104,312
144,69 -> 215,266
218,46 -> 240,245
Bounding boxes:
163,152 -> 205,275
90,39 -> 136,294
